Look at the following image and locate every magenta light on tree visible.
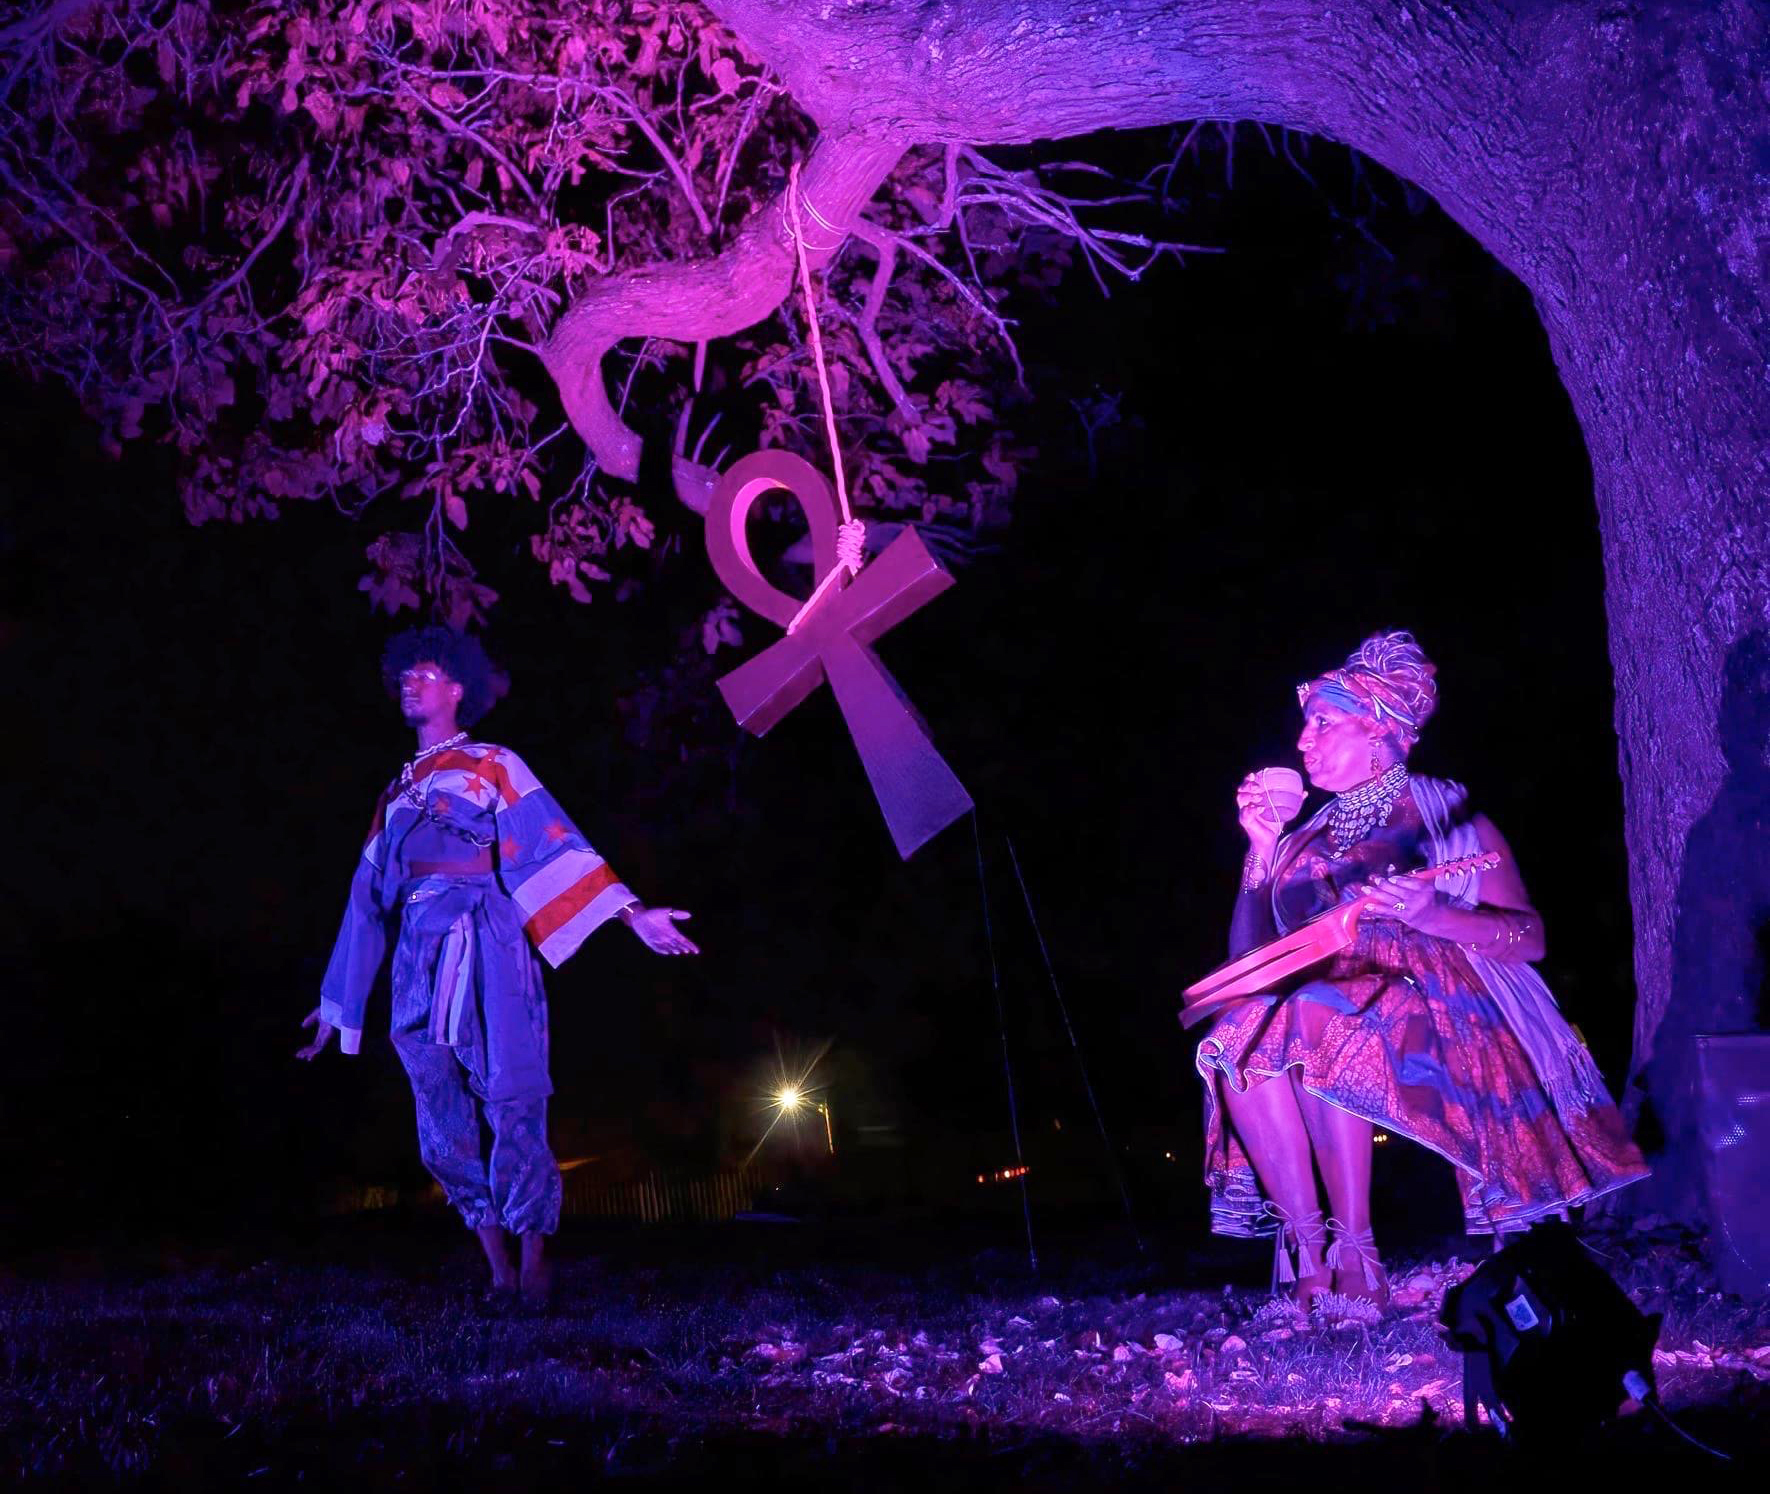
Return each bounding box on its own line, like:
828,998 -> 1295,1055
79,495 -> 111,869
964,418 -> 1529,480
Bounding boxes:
705,449 -> 973,859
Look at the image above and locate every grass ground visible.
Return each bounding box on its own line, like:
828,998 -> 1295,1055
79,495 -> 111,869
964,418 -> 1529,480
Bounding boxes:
3,1212 -> 1766,1489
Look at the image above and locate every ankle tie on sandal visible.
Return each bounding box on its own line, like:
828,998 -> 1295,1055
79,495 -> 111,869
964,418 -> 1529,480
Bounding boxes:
1325,1218 -> 1383,1291
1262,1201 -> 1326,1294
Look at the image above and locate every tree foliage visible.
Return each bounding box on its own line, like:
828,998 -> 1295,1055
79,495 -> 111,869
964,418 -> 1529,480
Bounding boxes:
0,0 -> 1197,632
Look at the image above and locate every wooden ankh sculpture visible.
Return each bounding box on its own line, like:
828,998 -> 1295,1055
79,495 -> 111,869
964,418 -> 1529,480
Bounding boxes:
706,449 -> 974,859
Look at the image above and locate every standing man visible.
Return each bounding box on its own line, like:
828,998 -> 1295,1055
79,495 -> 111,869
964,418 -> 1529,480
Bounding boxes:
297,627 -> 698,1300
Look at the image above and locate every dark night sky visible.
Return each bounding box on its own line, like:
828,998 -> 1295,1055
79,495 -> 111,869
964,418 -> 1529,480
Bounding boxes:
0,135 -> 1632,1241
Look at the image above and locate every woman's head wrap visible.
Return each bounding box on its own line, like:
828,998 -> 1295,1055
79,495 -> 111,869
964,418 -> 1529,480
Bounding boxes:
1296,630 -> 1438,746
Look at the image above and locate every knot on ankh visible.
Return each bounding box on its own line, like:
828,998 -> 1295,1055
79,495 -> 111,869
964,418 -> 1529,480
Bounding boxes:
705,450 -> 973,859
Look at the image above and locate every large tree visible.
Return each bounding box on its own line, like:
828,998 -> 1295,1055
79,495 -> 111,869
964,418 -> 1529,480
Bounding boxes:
5,0 -> 1767,1202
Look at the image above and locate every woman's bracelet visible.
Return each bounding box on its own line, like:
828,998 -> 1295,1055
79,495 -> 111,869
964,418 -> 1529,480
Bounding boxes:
1464,911 -> 1531,956
1241,849 -> 1271,893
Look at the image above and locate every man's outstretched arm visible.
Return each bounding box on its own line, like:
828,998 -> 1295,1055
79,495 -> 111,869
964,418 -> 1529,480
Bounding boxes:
301,840 -> 389,1058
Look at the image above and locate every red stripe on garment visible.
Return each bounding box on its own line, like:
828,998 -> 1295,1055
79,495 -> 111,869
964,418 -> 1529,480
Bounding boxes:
362,789 -> 391,850
410,748 -> 519,806
523,861 -> 621,949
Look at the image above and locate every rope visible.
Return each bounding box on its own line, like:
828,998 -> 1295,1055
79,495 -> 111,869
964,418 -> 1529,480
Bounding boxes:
974,813 -> 1037,1274
1324,1218 -> 1384,1291
783,159 -> 865,635
1263,1201 -> 1326,1295
1006,836 -> 1145,1254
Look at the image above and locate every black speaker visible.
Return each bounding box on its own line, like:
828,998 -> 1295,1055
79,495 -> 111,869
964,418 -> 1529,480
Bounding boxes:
1440,1219 -> 1660,1443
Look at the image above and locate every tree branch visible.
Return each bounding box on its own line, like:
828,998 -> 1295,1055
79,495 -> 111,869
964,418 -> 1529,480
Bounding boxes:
401,82 -> 545,213
597,83 -> 713,238
541,132 -> 904,479
189,157 -> 310,317
0,0 -> 102,104
842,223 -> 918,423
851,214 -> 1024,385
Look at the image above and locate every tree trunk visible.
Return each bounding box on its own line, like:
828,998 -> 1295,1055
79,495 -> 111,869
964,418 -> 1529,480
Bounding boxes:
546,0 -> 1770,1204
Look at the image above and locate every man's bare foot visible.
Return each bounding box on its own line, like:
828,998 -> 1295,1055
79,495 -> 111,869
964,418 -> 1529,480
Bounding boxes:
475,1223 -> 518,1293
518,1232 -> 551,1305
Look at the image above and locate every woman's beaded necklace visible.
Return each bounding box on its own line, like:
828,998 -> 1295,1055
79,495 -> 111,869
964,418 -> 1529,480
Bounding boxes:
1326,762 -> 1410,857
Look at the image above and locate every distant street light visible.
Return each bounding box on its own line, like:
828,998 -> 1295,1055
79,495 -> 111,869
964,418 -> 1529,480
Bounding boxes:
774,1087 -> 835,1154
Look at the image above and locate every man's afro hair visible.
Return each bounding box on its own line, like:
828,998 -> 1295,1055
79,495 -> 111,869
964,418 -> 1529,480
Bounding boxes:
380,627 -> 507,727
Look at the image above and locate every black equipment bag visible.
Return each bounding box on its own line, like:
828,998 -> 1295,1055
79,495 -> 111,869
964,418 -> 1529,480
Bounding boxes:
1439,1219 -> 1660,1442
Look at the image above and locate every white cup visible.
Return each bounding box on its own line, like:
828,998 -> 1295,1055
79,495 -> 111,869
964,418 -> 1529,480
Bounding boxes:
1251,766 -> 1305,825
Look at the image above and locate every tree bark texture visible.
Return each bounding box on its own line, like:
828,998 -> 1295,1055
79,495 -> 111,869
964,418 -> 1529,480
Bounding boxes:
546,0 -> 1770,1186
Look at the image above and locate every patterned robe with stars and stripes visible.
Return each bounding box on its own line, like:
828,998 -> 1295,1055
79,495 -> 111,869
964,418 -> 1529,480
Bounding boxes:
319,741 -> 635,1084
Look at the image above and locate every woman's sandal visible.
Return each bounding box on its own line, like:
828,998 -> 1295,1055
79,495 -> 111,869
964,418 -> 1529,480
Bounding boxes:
1264,1202 -> 1331,1311
1325,1218 -> 1390,1310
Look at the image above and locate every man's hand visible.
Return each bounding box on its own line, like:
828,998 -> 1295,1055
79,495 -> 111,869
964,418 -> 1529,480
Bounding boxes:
622,905 -> 700,956
296,1007 -> 337,1060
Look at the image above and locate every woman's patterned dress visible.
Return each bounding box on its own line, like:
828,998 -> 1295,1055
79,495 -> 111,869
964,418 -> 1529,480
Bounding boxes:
1195,790 -> 1648,1239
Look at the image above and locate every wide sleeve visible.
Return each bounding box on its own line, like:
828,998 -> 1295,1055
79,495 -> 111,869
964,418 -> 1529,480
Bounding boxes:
317,791 -> 392,1056
1228,884 -> 1277,959
488,749 -> 636,968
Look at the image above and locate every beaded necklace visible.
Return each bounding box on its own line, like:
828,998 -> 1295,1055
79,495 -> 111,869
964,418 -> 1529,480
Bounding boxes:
1326,762 -> 1410,857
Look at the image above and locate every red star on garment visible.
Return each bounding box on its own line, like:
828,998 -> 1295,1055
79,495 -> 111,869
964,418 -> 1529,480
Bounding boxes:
464,773 -> 491,798
544,821 -> 570,844
500,836 -> 520,861
431,793 -> 450,811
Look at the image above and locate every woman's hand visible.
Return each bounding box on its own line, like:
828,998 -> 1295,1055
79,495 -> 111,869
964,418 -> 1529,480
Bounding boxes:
622,904 -> 700,956
1235,773 -> 1289,858
1355,868 -> 1437,927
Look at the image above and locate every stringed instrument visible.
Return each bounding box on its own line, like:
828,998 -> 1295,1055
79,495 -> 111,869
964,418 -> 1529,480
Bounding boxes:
1179,849 -> 1502,1030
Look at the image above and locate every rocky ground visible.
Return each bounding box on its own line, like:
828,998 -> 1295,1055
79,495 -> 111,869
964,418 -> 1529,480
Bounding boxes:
3,1214 -> 1765,1487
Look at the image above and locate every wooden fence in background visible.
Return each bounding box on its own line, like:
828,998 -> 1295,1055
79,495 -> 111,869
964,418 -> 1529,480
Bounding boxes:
560,1165 -> 780,1224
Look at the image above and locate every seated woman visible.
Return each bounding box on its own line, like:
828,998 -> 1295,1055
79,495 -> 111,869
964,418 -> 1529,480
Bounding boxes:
1195,631 -> 1647,1312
